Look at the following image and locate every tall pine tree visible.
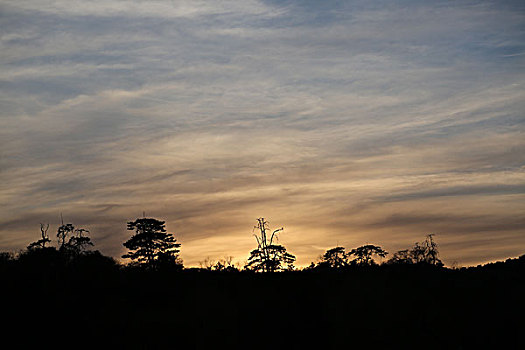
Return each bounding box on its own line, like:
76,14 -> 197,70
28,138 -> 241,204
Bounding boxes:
122,217 -> 181,268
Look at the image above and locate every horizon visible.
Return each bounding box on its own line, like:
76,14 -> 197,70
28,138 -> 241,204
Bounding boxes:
4,214 -> 524,269
1,0 -> 524,268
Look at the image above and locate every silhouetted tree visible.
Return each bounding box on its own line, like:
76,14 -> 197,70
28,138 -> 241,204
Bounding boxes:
122,217 -> 181,269
0,252 -> 14,269
388,234 -> 443,266
199,256 -> 239,272
214,256 -> 238,272
306,262 -> 316,270
57,223 -> 74,250
199,256 -> 215,270
56,222 -> 93,255
27,223 -> 51,250
423,234 -> 442,266
68,228 -> 93,255
410,242 -> 427,264
386,249 -> 413,265
155,250 -> 184,271
348,244 -> 388,266
319,246 -> 348,268
410,234 -> 443,266
245,218 -> 296,272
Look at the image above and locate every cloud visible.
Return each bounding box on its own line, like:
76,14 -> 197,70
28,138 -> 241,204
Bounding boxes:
1,0 -> 278,19
1,0 -> 524,267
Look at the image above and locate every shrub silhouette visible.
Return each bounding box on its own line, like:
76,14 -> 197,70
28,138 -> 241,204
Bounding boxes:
199,256 -> 239,272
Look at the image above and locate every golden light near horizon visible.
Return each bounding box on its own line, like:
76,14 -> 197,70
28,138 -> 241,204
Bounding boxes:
1,0 -> 524,267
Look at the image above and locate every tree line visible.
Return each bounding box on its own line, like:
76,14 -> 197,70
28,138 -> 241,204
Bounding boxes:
3,216 -> 523,350
3,215 -> 451,272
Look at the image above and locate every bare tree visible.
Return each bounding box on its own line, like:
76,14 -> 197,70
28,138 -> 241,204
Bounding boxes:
245,218 -> 295,272
389,234 -> 443,266
414,234 -> 443,266
423,234 -> 442,266
27,223 -> 51,250
214,256 -> 237,271
199,257 -> 215,270
200,256 -> 239,272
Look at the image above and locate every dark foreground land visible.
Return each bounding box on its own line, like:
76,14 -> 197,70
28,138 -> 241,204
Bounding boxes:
2,253 -> 524,349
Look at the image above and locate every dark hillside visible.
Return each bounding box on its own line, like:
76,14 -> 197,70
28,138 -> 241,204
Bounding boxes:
2,252 -> 523,349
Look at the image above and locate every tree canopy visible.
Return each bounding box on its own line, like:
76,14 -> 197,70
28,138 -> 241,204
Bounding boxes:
319,246 -> 348,268
348,244 -> 388,266
55,222 -> 93,255
122,217 -> 182,268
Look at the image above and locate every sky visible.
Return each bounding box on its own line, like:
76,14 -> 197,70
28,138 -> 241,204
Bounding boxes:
1,0 -> 524,268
